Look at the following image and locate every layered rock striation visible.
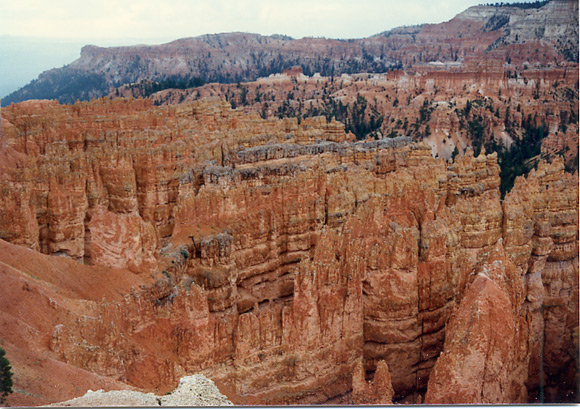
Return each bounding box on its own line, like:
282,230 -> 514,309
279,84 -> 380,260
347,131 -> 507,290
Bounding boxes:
0,98 -> 577,405
145,63 -> 579,174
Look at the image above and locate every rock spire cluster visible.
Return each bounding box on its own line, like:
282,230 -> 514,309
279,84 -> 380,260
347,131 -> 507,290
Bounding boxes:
0,97 -> 577,406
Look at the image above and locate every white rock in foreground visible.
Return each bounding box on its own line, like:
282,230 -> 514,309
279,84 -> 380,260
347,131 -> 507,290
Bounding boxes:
49,374 -> 233,407
161,375 -> 233,406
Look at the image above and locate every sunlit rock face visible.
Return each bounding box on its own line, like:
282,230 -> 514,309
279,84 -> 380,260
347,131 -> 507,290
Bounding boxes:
425,241 -> 528,404
0,97 -> 577,406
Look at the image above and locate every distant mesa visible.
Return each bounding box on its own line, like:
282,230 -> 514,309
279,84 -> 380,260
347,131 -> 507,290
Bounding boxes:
2,0 -> 577,106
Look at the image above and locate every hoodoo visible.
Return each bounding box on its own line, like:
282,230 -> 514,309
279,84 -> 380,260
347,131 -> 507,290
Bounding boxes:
0,97 -> 577,405
0,0 -> 578,406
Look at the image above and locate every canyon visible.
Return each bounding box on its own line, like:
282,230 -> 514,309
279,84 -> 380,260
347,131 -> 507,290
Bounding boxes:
0,97 -> 577,405
0,0 -> 578,406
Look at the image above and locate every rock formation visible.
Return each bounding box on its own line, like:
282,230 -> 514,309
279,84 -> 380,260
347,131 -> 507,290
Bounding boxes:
4,0 -> 577,105
352,359 -> 395,405
149,63 -> 578,173
425,242 -> 528,403
0,97 -> 577,406
50,375 -> 233,407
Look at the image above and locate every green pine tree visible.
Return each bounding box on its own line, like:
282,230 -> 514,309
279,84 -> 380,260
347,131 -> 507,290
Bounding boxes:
451,146 -> 460,161
0,347 -> 13,405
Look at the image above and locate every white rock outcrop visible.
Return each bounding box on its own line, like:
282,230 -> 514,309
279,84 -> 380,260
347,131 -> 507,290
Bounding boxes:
49,375 -> 233,407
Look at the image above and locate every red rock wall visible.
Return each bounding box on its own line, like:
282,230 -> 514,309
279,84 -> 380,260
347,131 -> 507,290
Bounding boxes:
157,65 -> 578,170
0,98 -> 577,405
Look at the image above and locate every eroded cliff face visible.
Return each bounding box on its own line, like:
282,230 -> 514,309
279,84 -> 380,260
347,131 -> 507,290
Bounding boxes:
504,159 -> 579,402
145,64 -> 579,174
425,242 -> 528,403
0,98 -> 577,405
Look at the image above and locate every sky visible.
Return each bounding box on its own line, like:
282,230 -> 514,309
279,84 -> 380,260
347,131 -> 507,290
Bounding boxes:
1,0 -> 539,42
0,0 -> 541,98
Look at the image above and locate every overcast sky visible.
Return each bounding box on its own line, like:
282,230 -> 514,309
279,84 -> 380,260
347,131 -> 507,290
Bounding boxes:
2,0 -> 538,43
0,0 -> 542,98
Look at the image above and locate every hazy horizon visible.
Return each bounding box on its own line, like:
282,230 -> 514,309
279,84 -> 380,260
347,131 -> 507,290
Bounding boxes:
0,0 -> 546,99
